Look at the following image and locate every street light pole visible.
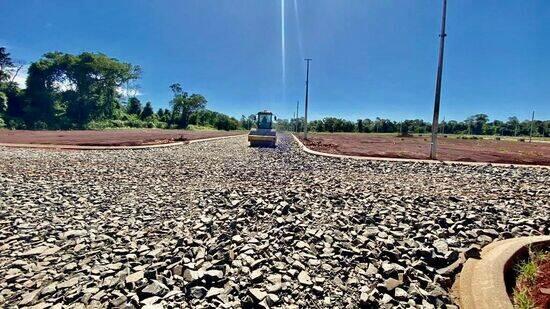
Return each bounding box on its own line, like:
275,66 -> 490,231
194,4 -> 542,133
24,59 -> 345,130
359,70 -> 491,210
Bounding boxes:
430,0 -> 447,160
304,58 -> 312,139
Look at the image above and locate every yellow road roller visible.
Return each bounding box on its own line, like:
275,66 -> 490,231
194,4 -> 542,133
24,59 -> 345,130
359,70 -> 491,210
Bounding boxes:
248,110 -> 277,147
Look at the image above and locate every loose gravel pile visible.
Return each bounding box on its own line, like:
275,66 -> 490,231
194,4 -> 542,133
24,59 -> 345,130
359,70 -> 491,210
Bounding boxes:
0,135 -> 548,308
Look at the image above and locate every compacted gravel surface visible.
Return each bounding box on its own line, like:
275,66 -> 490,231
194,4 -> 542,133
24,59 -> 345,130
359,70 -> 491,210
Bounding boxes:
0,135 -> 548,308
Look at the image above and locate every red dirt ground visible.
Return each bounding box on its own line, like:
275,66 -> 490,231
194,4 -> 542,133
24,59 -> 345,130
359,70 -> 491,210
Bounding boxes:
299,133 -> 550,166
0,129 -> 243,147
531,259 -> 550,309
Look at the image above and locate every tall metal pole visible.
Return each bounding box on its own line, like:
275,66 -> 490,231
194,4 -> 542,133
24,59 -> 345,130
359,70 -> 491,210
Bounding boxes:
529,111 -> 535,142
296,100 -> 299,132
430,0 -> 447,159
304,58 -> 312,139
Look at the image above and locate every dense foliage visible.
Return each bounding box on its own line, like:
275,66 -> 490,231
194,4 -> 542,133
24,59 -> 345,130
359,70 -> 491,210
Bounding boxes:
278,114 -> 549,137
0,48 -> 242,130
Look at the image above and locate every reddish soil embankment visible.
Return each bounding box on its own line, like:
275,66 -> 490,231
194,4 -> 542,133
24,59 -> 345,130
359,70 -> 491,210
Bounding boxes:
0,129 -> 243,147
531,259 -> 550,308
299,133 -> 550,166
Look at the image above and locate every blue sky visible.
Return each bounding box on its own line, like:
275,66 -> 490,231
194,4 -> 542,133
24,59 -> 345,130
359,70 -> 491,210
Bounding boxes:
1,0 -> 548,121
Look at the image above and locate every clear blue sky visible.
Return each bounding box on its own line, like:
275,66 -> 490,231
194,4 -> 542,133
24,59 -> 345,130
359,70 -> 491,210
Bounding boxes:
1,0 -> 548,121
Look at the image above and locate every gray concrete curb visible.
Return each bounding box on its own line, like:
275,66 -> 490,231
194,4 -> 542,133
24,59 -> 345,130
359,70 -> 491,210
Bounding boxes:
291,133 -> 550,169
0,134 -> 246,151
453,236 -> 550,309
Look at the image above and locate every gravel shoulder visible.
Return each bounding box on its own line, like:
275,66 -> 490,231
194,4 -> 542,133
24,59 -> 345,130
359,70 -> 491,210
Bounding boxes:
0,134 -> 548,308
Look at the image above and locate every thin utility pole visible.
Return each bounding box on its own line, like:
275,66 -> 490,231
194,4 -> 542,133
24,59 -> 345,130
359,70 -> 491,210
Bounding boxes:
304,58 -> 312,139
529,111 -> 535,142
430,0 -> 447,160
296,100 -> 300,132
441,116 -> 446,134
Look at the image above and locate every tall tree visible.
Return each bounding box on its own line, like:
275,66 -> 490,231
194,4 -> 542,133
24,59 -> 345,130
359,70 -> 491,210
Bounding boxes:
169,83 -> 207,128
0,47 -> 14,82
127,97 -> 142,115
141,101 -> 154,119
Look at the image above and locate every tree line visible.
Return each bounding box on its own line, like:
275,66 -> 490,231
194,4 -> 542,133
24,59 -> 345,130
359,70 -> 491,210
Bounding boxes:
277,114 -> 549,137
1,47 -> 547,136
0,47 -> 244,131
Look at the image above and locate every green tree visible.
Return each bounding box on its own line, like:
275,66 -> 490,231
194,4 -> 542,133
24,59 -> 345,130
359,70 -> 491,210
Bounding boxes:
0,47 -> 14,82
169,83 -> 207,128
356,119 -> 363,132
0,92 -> 7,113
127,97 -> 142,115
465,114 -> 489,135
141,101 -> 154,119
26,52 -> 140,127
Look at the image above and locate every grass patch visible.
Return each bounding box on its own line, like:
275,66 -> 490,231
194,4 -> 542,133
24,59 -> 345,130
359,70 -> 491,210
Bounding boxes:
513,289 -> 536,309
516,260 -> 538,284
512,249 -> 550,309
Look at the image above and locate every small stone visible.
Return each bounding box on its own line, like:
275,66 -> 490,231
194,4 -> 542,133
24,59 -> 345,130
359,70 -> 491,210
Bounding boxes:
19,289 -> 40,306
249,288 -> 267,302
250,269 -> 263,282
111,295 -> 127,306
383,278 -> 402,291
298,271 -> 313,286
206,287 -> 225,298
62,229 -> 87,239
189,286 -> 207,299
41,282 -> 57,295
142,280 -> 168,297
58,277 -> 79,289
463,245 -> 481,259
394,287 -> 408,299
20,246 -> 49,257
366,264 -> 378,275
433,239 -> 449,254
184,269 -> 204,282
126,271 -> 144,283
380,293 -> 393,304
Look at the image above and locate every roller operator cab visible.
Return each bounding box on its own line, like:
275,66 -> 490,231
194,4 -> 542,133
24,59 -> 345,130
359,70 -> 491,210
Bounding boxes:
248,110 -> 277,147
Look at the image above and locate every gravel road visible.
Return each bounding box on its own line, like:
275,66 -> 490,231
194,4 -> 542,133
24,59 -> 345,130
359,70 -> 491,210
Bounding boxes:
1,134 -> 548,308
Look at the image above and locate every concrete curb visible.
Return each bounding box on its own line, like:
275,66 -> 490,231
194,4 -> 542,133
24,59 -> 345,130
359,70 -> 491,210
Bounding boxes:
290,133 -> 550,169
453,236 -> 550,309
0,134 -> 246,151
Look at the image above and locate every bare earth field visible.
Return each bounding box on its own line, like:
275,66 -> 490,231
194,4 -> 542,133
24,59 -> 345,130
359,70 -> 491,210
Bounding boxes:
299,133 -> 550,166
0,135 -> 548,308
0,129 -> 243,147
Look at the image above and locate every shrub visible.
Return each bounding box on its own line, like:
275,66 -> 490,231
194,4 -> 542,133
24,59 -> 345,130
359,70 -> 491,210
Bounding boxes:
7,118 -> 26,129
155,121 -> 168,129
111,120 -> 126,128
127,118 -> 146,128
32,121 -> 48,130
0,117 -> 5,128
